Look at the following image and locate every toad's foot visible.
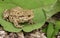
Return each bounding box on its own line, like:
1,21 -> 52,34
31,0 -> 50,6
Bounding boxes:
14,25 -> 24,28
28,20 -> 35,24
28,22 -> 35,25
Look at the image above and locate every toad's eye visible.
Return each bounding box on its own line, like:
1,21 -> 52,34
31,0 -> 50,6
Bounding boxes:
28,15 -> 31,17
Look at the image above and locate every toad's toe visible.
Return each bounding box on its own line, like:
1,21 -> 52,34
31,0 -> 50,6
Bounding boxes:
15,25 -> 24,28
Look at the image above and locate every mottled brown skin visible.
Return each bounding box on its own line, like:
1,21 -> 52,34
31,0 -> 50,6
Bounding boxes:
3,7 -> 34,28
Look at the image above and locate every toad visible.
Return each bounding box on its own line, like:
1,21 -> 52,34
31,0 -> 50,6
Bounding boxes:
3,7 -> 34,28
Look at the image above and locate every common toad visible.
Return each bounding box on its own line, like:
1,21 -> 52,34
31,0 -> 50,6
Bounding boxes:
3,7 -> 34,28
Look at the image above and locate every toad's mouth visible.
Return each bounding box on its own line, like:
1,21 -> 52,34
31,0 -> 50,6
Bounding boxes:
19,16 -> 34,21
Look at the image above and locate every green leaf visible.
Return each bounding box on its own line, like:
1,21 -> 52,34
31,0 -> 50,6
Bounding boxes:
52,29 -> 58,38
0,19 -> 22,32
44,0 -> 60,19
55,21 -> 60,30
0,0 -> 11,3
11,0 -> 57,9
51,20 -> 60,38
11,0 -> 43,9
0,2 -> 17,9
47,23 -> 54,38
43,0 -> 57,11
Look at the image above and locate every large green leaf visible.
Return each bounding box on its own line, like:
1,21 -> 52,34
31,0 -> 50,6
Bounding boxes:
0,2 -> 17,9
11,0 -> 43,9
0,19 -> 22,32
11,0 -> 57,9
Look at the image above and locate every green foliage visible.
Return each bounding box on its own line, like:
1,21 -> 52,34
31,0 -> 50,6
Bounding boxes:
52,21 -> 60,38
47,23 -> 54,38
0,0 -> 60,33
11,0 -> 57,9
55,21 -> 60,30
42,21 -> 60,38
44,0 -> 60,19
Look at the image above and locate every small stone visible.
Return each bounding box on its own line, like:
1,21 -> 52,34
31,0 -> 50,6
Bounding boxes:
0,31 -> 6,38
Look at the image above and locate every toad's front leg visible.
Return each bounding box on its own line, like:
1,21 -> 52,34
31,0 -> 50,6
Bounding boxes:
13,19 -> 23,28
28,20 -> 35,24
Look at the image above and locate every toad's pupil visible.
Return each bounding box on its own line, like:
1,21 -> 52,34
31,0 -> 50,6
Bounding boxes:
28,15 -> 31,17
